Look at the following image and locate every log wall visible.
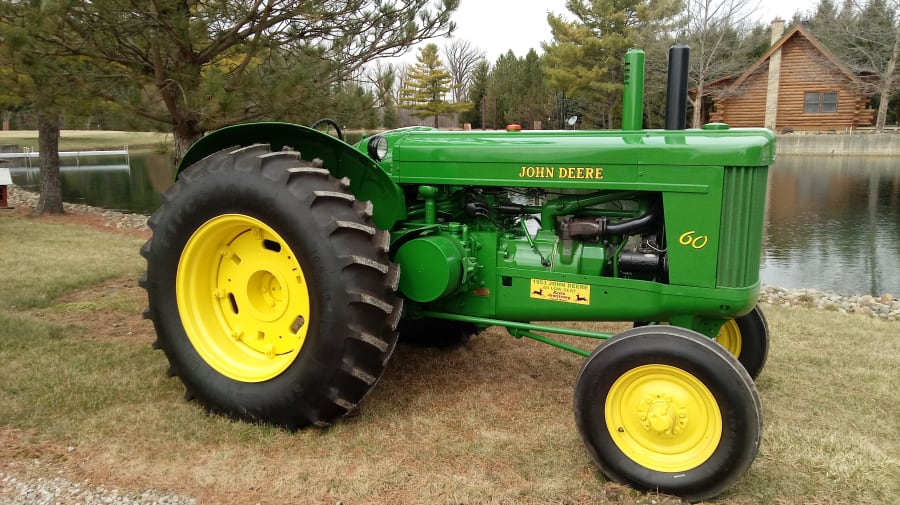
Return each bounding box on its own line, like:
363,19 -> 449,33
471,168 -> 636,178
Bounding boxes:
712,34 -> 875,132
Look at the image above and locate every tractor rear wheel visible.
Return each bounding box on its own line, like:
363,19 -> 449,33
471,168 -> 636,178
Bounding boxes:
574,326 -> 761,502
140,145 -> 401,429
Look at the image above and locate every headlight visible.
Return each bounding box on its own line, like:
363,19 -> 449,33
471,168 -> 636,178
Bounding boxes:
367,135 -> 388,161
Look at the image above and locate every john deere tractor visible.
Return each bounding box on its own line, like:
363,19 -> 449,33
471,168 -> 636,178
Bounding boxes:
140,46 -> 773,501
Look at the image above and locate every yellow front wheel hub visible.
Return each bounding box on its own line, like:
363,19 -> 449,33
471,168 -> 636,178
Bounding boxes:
606,364 -> 722,472
176,214 -> 311,382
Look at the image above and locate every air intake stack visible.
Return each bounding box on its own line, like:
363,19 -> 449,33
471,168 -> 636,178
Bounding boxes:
622,49 -> 645,130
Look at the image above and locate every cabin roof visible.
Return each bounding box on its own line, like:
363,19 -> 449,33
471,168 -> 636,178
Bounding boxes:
729,25 -> 866,90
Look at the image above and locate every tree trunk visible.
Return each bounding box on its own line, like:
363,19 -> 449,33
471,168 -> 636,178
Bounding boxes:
692,79 -> 705,128
875,21 -> 900,132
35,112 -> 63,215
173,117 -> 204,164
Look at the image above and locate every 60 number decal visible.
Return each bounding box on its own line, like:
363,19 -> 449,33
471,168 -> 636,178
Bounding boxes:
679,230 -> 709,250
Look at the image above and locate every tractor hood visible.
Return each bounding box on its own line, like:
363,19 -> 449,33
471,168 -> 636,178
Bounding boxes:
369,126 -> 775,190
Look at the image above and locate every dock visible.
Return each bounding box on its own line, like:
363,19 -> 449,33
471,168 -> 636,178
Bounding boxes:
0,146 -> 130,167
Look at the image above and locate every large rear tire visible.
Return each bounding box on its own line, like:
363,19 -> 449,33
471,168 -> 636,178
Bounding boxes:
141,145 -> 401,429
574,326 -> 761,502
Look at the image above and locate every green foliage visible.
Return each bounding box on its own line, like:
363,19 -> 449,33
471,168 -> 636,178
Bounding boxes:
542,0 -> 682,128
461,60 -> 490,128
331,82 -> 379,129
0,1 -> 107,212
1,0 -> 459,157
806,0 -> 900,130
372,62 -> 400,128
485,49 -> 552,129
401,43 -> 472,128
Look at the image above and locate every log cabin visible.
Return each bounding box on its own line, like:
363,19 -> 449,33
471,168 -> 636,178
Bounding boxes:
699,20 -> 875,133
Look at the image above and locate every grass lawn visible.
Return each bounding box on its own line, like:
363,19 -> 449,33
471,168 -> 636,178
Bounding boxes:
0,210 -> 897,505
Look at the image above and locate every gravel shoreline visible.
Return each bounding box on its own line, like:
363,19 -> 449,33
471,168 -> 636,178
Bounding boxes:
6,184 -> 150,232
6,184 -> 898,322
1,471 -> 195,505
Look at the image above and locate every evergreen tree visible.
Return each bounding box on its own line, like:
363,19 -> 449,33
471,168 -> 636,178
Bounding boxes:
401,43 -> 472,128
370,62 -> 400,128
332,81 -> 379,130
461,59 -> 490,128
21,0 -> 459,160
542,0 -> 682,128
810,0 -> 839,34
816,0 -> 900,130
486,50 -> 551,128
488,51 -> 522,127
0,1 -> 98,214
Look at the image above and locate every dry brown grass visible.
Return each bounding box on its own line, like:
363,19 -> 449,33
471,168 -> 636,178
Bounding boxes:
1,212 -> 898,505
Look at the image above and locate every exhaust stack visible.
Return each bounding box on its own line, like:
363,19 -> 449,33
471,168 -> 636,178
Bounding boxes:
665,44 -> 690,130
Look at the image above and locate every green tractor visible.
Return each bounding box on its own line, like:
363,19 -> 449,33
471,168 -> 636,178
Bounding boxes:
141,46 -> 772,502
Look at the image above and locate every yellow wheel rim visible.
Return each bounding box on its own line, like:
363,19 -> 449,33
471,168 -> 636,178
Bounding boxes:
606,364 -> 722,472
176,214 -> 311,382
715,320 -> 742,358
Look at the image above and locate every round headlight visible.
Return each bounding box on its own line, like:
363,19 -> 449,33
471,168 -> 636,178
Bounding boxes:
367,135 -> 388,161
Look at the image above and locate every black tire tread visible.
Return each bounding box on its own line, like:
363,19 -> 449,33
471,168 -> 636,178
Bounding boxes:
574,326 -> 762,502
140,144 -> 401,429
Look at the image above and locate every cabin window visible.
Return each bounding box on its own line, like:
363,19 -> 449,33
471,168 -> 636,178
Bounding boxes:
804,92 -> 838,113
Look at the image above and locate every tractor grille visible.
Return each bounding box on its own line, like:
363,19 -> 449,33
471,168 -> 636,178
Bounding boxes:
717,166 -> 769,288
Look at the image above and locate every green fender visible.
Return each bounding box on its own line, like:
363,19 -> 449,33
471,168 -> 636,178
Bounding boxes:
177,122 -> 407,229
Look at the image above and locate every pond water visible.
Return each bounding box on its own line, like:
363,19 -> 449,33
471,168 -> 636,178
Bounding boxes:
761,155 -> 899,297
7,150 -> 175,215
6,151 -> 899,296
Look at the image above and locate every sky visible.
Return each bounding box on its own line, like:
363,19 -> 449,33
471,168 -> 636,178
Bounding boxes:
412,0 -> 818,62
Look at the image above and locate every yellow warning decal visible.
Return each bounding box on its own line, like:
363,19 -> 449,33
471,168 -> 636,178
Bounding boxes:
530,279 -> 590,305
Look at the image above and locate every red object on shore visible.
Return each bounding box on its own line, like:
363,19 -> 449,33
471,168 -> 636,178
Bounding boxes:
0,167 -> 11,208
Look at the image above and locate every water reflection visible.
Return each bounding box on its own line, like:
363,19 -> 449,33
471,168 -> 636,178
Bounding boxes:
8,150 -> 176,215
762,155 -> 899,296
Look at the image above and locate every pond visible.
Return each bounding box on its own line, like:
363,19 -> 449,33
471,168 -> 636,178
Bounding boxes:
7,149 -> 175,215
761,155 -> 899,297
6,151 -> 899,296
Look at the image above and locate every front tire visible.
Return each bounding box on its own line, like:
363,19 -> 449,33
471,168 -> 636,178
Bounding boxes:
574,326 -> 762,502
141,145 -> 401,429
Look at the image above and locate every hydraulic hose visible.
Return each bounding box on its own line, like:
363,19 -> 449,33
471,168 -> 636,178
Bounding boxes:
604,200 -> 661,236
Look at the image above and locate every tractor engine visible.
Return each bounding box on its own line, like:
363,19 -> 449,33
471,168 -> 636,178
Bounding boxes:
392,186 -> 668,305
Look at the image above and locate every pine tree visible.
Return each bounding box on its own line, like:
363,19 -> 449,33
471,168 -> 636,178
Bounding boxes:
542,0 -> 681,128
401,44 -> 472,128
0,1 -> 97,214
21,0 -> 458,160
370,62 -> 399,128
461,60 -> 490,128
